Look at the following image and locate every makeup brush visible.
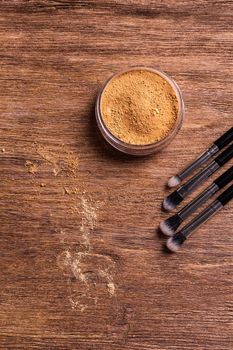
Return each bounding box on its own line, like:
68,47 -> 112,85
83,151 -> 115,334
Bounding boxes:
166,183 -> 233,252
168,127 -> 233,187
163,142 -> 233,211
160,165 -> 233,236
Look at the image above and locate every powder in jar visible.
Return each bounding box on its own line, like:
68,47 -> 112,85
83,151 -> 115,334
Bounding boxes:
100,69 -> 179,145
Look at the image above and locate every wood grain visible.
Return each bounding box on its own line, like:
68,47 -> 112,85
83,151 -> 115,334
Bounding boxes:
0,1 -> 232,349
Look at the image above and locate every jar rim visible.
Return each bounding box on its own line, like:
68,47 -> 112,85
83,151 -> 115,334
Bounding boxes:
96,66 -> 185,155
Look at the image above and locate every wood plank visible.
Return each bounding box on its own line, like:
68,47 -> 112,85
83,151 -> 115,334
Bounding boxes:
0,1 -> 232,349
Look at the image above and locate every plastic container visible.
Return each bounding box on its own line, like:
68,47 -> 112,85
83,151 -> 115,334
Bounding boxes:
95,67 -> 185,156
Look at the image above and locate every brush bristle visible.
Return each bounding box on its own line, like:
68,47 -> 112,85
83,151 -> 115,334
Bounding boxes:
160,221 -> 174,236
168,175 -> 181,188
163,197 -> 176,211
166,232 -> 186,252
160,214 -> 182,236
166,237 -> 181,252
163,191 -> 183,211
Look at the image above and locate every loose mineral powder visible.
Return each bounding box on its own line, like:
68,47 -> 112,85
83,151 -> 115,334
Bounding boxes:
100,69 -> 179,145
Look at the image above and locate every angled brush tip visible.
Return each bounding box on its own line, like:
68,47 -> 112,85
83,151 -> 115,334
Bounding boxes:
163,197 -> 176,211
168,175 -> 181,188
166,237 -> 181,253
163,191 -> 183,211
160,214 -> 183,236
166,232 -> 186,252
159,220 -> 175,236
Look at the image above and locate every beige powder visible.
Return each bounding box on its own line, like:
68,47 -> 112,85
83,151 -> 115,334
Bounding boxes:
100,69 -> 179,145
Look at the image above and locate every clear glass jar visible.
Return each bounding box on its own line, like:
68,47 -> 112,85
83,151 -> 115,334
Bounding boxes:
95,67 -> 185,156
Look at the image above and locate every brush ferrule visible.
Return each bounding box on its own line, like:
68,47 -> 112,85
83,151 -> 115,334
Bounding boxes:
178,182 -> 219,220
179,144 -> 219,181
178,161 -> 219,198
181,200 -> 223,238
173,232 -> 186,246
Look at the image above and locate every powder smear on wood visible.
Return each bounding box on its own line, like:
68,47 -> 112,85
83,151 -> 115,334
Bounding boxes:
36,145 -> 79,176
101,70 -> 179,145
25,160 -> 39,174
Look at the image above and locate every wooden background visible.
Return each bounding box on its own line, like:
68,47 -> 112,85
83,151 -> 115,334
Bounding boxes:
0,1 -> 232,349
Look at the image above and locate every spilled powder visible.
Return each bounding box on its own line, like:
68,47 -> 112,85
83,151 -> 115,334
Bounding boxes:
107,282 -> 115,296
25,160 -> 39,174
64,187 -> 79,195
23,141 -> 117,309
66,152 -> 79,174
101,69 -> 179,145
36,145 -> 57,165
57,249 -> 117,312
80,195 -> 98,248
36,145 -> 79,176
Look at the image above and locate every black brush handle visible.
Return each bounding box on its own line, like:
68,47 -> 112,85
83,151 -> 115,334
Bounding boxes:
214,127 -> 233,149
215,143 -> 233,167
173,127 -> 233,184
214,165 -> 233,189
180,199 -> 222,239
217,184 -> 233,206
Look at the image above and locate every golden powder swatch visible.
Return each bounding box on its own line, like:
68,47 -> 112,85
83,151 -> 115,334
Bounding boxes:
100,69 -> 179,145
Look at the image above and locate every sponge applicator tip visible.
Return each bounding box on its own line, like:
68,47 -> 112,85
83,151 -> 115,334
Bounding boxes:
168,175 -> 181,188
